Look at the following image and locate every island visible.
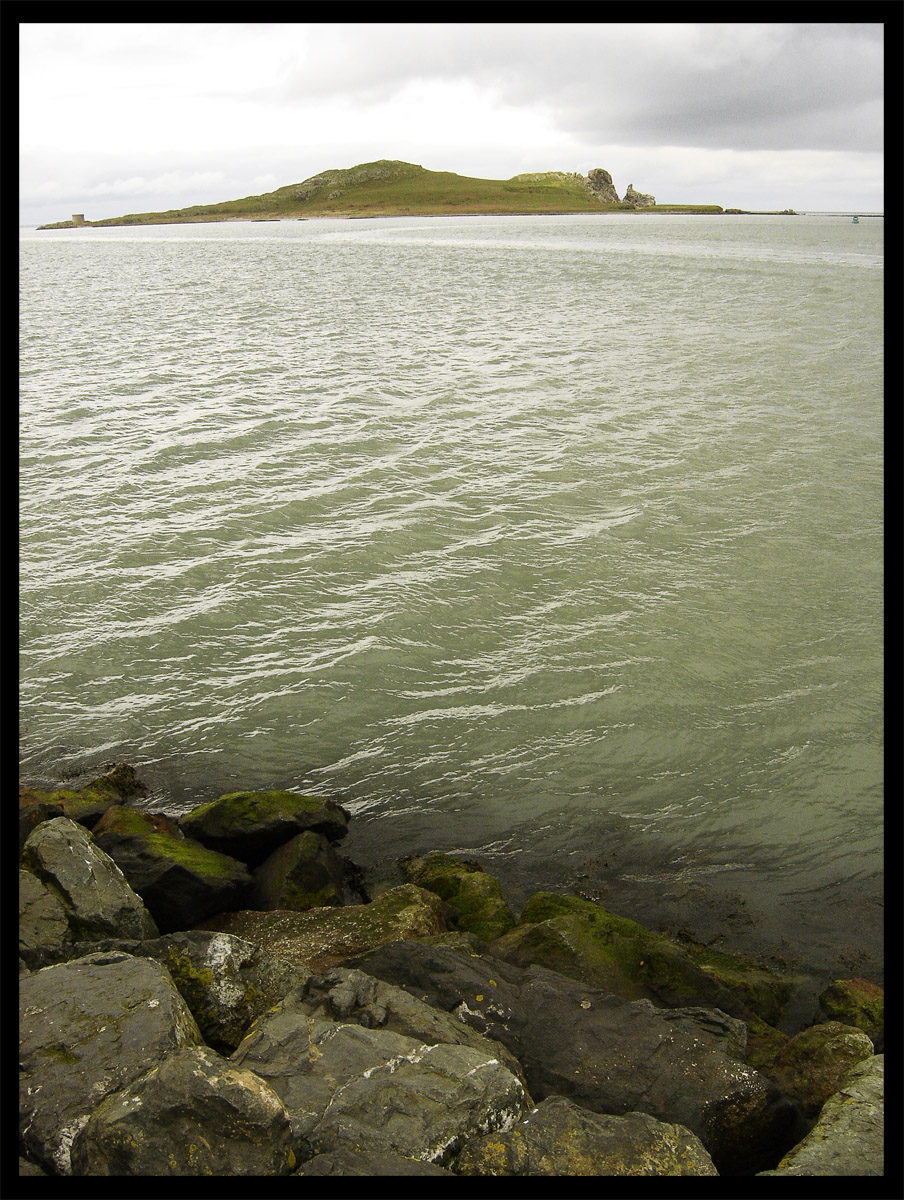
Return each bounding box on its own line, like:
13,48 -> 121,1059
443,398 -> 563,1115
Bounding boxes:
37,159 -> 748,228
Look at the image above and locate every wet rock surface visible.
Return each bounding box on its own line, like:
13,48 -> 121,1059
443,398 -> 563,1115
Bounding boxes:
18,766 -> 885,1177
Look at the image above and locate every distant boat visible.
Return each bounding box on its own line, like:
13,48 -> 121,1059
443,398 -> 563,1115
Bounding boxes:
852,216 -> 860,224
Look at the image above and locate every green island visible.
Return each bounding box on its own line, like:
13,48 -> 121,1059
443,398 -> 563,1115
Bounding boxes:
38,159 -> 789,229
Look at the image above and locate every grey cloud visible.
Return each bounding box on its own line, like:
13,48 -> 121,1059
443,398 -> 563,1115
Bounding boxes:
265,22 -> 883,153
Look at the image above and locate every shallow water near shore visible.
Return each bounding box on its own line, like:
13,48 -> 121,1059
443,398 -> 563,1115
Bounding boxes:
20,213 -> 883,1004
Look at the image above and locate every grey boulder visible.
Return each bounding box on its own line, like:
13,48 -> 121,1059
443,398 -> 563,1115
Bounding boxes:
231,1000 -> 529,1165
454,1093 -> 718,1175
21,817 -> 158,942
19,951 -> 200,1175
70,1045 -> 297,1176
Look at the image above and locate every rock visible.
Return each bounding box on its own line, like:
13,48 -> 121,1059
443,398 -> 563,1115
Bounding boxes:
196,883 -> 448,973
55,931 -> 308,1054
132,931 -> 308,1053
491,892 -> 792,1027
70,1045 -> 297,1176
295,966 -> 528,1088
18,1157 -> 48,1176
179,789 -> 349,867
586,168 -> 621,203
19,800 -> 65,855
249,830 -> 347,911
399,854 -> 515,942
19,951 -> 201,1174
454,1093 -> 718,1176
347,941 -> 797,1175
759,1055 -> 884,1176
231,1010 -> 427,1153
817,978 -> 884,1050
298,1149 -> 454,1175
19,868 -> 73,968
767,1021 -> 875,1117
19,763 -> 146,828
21,818 -> 158,942
311,1040 -> 529,1166
92,805 -> 252,932
231,978 -> 529,1165
625,183 -> 655,207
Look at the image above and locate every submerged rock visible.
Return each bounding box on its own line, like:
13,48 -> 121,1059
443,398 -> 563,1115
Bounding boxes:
454,1093 -> 718,1176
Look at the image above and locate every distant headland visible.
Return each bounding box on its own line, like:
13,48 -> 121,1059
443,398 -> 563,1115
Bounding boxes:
37,160 -> 787,229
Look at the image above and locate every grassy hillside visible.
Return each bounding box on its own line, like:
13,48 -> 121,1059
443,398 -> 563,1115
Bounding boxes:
38,159 -> 724,228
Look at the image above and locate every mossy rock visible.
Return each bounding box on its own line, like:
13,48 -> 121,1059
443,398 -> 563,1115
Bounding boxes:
399,855 -> 515,942
179,790 -> 349,867
249,830 -> 346,912
743,1017 -> 792,1076
195,884 -> 449,974
817,978 -> 884,1050
150,932 -> 307,1053
767,1021 -> 875,1117
93,806 -> 184,838
92,806 -> 253,932
19,763 -> 146,828
494,892 -> 793,1028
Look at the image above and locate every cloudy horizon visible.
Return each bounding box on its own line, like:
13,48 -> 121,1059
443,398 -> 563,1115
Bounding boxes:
20,22 -> 884,226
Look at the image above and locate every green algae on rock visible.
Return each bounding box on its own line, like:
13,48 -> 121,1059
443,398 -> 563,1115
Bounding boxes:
492,891 -> 794,1029
249,830 -> 346,912
179,790 -> 349,867
400,853 -> 516,942
19,763 -> 146,828
195,883 -> 448,973
92,805 -> 253,932
817,978 -> 885,1050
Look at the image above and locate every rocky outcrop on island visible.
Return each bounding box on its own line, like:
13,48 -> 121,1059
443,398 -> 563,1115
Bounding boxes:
625,183 -> 656,208
19,765 -> 885,1177
586,167 -> 622,204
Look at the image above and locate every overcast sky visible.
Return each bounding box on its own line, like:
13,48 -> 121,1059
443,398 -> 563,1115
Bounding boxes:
20,22 -> 884,225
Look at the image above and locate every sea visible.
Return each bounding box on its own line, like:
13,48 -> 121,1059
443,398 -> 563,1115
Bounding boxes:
19,212 -> 884,1017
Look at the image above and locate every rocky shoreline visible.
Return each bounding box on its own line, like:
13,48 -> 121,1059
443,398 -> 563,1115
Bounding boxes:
20,765 -> 884,1177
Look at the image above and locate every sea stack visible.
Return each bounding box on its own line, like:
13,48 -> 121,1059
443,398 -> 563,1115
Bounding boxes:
586,168 -> 621,204
624,184 -> 655,208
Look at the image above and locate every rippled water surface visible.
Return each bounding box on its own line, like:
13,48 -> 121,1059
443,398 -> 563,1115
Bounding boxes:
19,214 -> 883,978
